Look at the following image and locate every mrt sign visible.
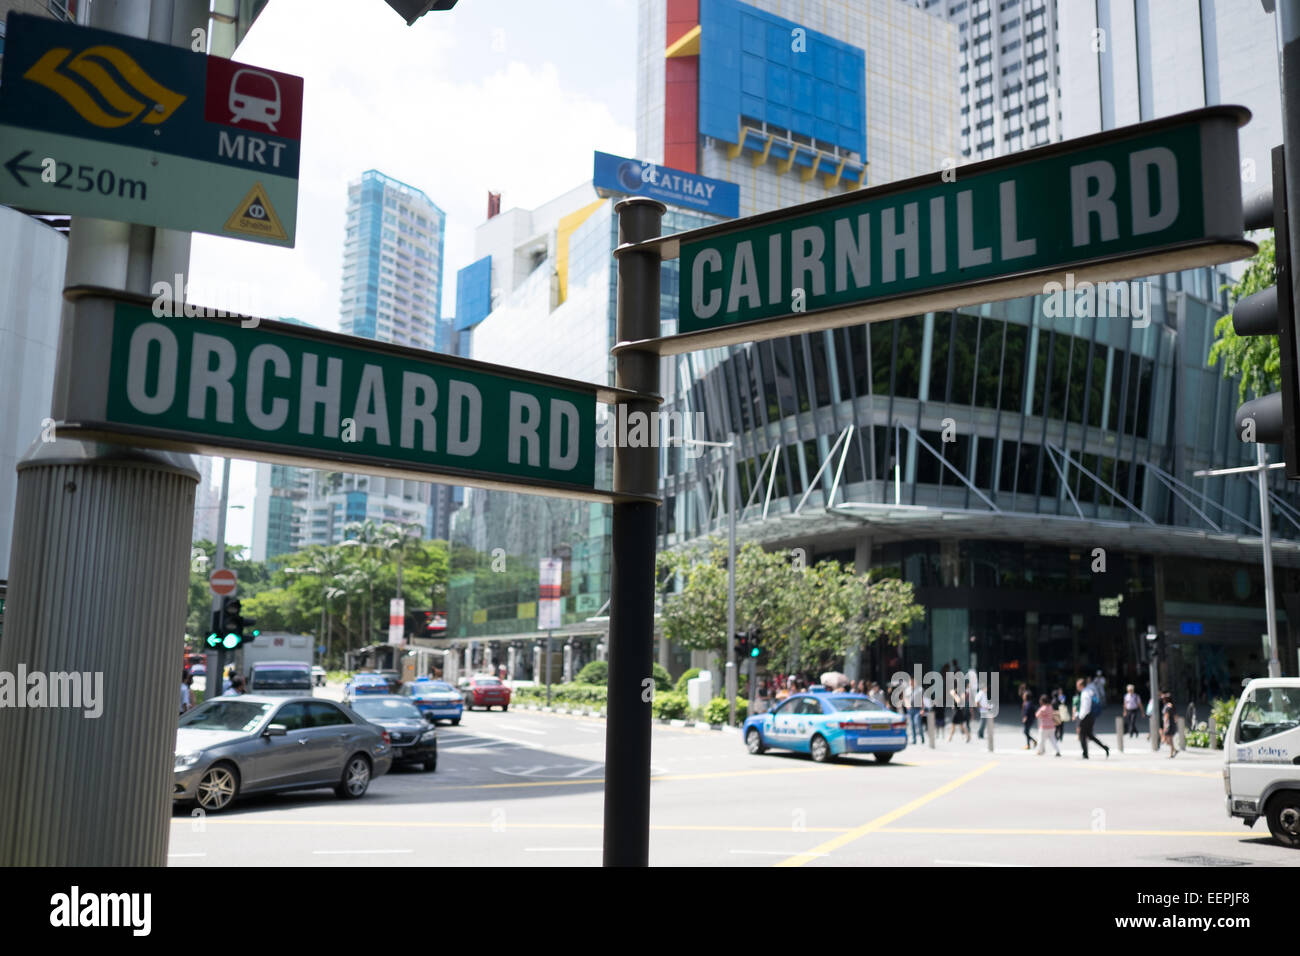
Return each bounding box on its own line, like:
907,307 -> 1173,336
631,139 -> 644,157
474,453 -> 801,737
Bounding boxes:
0,13 -> 302,245
639,107 -> 1254,354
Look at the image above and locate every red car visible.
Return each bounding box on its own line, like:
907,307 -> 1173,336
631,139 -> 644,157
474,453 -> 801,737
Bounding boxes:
462,675 -> 511,711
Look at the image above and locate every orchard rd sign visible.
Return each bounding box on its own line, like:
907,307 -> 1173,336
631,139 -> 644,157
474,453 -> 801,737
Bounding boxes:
621,106 -> 1256,355
52,290 -> 642,502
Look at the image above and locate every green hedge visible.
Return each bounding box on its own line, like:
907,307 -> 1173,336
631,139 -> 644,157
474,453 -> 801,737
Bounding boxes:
514,682 -> 608,708
575,661 -> 609,685
652,691 -> 689,720
704,696 -> 747,725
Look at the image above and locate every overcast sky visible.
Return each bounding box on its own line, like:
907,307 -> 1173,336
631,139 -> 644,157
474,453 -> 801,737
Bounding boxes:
191,0 -> 639,548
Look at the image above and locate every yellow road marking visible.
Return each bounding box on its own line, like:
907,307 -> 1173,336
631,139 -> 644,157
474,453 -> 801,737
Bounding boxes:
775,762 -> 999,867
880,827 -> 1245,836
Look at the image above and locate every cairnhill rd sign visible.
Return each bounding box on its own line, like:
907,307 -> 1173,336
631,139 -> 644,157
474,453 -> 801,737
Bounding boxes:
50,289 -> 634,502
621,106 -> 1256,355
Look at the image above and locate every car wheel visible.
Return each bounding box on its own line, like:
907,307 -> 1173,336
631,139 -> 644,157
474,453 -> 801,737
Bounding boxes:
451,718 -> 460,725
809,733 -> 833,763
1266,790 -> 1300,848
335,754 -> 372,799
746,727 -> 766,755
874,752 -> 894,764
196,762 -> 239,812
422,758 -> 437,772
501,704 -> 508,712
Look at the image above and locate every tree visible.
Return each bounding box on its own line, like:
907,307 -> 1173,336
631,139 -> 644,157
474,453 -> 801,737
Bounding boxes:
657,540 -> 925,678
1209,236 -> 1278,402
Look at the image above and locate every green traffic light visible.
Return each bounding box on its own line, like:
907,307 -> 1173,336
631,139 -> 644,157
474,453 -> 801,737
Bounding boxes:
750,647 -> 760,657
222,633 -> 240,649
206,633 -> 220,648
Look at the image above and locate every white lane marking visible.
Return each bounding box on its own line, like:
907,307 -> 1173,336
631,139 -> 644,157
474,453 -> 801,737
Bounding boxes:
313,849 -> 414,855
168,852 -> 207,858
523,847 -> 602,852
574,726 -> 603,734
933,859 -> 1022,867
496,722 -> 547,735
730,849 -> 828,857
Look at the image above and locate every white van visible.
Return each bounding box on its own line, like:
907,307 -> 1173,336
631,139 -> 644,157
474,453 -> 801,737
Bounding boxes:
1223,677 -> 1300,847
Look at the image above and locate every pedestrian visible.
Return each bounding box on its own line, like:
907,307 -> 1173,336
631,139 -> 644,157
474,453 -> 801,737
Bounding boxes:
1076,676 -> 1110,759
221,674 -> 247,696
1052,687 -> 1069,742
906,676 -> 926,744
1021,688 -> 1037,749
974,680 -> 992,739
1123,684 -> 1143,738
948,681 -> 971,742
1160,692 -> 1178,758
1035,694 -> 1061,756
180,669 -> 193,715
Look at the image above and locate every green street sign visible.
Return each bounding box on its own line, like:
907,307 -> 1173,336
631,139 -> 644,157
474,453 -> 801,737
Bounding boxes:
624,107 -> 1255,355
0,14 -> 300,245
52,290 -> 632,502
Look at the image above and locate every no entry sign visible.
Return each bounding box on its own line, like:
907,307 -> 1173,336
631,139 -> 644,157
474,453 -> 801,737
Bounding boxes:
209,568 -> 237,596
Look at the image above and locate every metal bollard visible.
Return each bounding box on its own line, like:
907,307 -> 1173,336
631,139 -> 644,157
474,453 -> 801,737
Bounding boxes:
986,714 -> 995,752
927,712 -> 936,749
1176,715 -> 1187,751
1115,716 -> 1125,753
1209,718 -> 1218,750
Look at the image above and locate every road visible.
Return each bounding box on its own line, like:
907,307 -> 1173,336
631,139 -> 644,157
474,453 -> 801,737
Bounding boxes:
167,701 -> 1298,867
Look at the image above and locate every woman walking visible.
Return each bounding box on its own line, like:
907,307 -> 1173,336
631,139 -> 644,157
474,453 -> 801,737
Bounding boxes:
948,682 -> 971,742
1020,688 -> 1037,749
1035,694 -> 1061,756
1161,692 -> 1178,757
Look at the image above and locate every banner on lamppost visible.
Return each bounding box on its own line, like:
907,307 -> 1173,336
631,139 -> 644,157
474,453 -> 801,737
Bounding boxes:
538,558 -> 563,630
388,598 -> 405,645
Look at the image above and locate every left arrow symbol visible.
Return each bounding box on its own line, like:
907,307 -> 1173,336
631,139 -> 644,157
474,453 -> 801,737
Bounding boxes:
5,150 -> 46,187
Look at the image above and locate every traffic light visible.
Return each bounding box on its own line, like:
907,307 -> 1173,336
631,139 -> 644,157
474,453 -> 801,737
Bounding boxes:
382,0 -> 457,26
733,631 -> 750,658
1233,145 -> 1300,477
1143,627 -> 1165,665
205,597 -> 258,650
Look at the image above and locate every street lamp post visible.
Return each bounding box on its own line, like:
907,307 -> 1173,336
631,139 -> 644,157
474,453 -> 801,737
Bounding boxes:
1194,454 -> 1285,678
682,435 -> 738,726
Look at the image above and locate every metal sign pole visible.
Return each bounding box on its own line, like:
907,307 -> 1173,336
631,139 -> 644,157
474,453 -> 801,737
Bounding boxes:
604,197 -> 664,867
0,0 -> 207,866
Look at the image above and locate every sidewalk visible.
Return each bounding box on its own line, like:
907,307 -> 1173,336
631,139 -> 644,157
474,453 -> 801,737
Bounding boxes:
912,708 -> 1215,760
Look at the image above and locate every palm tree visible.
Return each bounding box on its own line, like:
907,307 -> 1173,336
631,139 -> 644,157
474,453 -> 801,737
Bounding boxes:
375,520 -> 423,600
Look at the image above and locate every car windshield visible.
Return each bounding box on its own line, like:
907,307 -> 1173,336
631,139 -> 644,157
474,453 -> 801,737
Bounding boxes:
351,699 -> 423,720
475,677 -> 501,685
1237,687 -> 1300,742
179,699 -> 273,732
828,698 -> 885,712
355,675 -> 385,683
415,682 -> 453,693
251,668 -> 311,689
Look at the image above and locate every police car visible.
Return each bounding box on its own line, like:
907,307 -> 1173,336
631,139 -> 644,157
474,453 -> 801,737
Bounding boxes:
742,691 -> 907,763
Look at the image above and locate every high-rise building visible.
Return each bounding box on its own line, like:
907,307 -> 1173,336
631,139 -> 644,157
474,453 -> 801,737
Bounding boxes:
340,169 -> 447,350
251,463 -> 311,563
653,0 -> 1300,697
907,0 -> 1062,160
286,171 -> 449,549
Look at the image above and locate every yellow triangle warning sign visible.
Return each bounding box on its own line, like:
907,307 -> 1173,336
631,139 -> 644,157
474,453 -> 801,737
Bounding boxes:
224,182 -> 288,241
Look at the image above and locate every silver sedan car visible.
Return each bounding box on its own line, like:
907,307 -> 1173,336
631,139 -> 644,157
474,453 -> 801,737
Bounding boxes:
173,695 -> 392,812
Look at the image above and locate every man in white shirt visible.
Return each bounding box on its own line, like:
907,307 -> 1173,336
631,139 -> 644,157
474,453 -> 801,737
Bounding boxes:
974,683 -> 992,738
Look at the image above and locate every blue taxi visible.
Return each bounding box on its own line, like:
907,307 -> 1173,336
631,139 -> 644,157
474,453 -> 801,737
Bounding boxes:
742,692 -> 907,763
400,679 -> 464,724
